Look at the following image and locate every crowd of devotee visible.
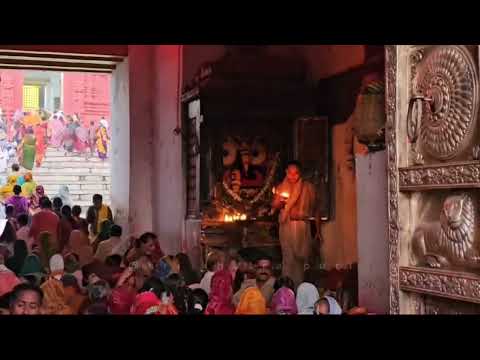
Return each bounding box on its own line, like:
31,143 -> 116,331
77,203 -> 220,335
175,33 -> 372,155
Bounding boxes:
0,108 -> 109,174
0,110 -> 366,316
0,159 -> 364,315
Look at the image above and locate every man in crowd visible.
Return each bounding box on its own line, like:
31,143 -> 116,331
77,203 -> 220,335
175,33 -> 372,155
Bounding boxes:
29,197 -> 60,252
233,253 -> 276,307
86,194 -> 113,240
9,283 -> 43,315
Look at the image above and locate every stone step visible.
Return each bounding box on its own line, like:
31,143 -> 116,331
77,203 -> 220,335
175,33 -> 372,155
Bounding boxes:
34,175 -> 110,182
33,168 -> 110,175
41,183 -> 110,191
39,156 -> 106,163
40,161 -> 110,169
41,188 -> 109,196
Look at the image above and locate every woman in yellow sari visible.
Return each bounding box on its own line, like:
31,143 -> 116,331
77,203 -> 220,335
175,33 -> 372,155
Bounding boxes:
0,176 -> 17,201
21,172 -> 37,197
96,119 -> 109,160
235,287 -> 268,315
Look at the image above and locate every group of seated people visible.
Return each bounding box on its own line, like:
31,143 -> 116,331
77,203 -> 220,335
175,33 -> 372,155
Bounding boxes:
0,206 -> 362,315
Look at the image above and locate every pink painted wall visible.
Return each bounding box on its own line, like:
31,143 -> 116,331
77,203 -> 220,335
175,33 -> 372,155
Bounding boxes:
0,69 -> 24,119
63,72 -> 111,126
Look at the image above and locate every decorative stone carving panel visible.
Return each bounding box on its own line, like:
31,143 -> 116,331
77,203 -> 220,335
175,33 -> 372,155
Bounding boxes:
388,45 -> 480,314
400,267 -> 480,304
407,45 -> 479,163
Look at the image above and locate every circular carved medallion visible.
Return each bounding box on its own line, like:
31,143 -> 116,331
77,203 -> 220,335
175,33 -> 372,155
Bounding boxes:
416,46 -> 479,160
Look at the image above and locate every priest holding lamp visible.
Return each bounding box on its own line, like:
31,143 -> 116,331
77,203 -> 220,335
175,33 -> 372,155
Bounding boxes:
272,161 -> 316,287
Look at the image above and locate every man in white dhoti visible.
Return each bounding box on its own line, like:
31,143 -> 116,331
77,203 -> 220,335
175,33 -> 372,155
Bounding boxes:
272,161 -> 316,287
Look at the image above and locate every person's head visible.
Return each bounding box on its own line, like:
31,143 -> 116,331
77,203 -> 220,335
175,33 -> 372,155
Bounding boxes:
296,282 -> 320,315
140,277 -> 168,299
255,254 -> 273,283
7,175 -> 17,186
17,214 -> 28,227
39,196 -> 52,210
64,252 -> 80,273
92,194 -> 103,209
105,254 -> 122,267
11,164 -> 19,172
13,185 -> 21,196
5,204 -> 15,217
236,250 -> 251,273
190,288 -> 208,314
88,279 -> 111,303
235,287 -> 267,315
61,205 -> 72,218
272,287 -> 298,315
35,185 -> 45,196
58,185 -> 69,196
110,224 -> 122,238
286,160 -> 302,184
314,295 -> 342,315
152,258 -> 172,281
136,232 -> 157,257
228,255 -> 239,277
206,251 -> 224,273
49,254 -> 64,277
72,205 -> 82,217
210,269 -> 233,302
175,253 -> 196,280
9,283 -> 43,315
164,273 -> 190,314
99,220 -> 112,241
52,197 -> 63,210
62,274 -> 81,296
24,172 -> 32,182
274,276 -> 295,292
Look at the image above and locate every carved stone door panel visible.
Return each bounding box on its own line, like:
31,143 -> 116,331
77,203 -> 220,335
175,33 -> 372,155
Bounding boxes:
387,45 -> 480,314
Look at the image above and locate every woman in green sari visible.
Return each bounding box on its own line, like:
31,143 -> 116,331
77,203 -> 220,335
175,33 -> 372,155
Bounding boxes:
19,128 -> 36,171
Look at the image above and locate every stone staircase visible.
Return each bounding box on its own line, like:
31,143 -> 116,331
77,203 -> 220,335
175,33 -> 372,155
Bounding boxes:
31,147 -> 111,215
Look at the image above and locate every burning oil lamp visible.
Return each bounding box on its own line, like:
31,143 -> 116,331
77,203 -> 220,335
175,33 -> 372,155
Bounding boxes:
280,192 -> 290,200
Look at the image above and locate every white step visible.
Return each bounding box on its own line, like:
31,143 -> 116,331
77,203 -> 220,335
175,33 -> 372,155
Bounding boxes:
40,162 -> 110,169
42,183 -> 110,191
34,175 -> 110,182
11,147 -> 113,213
34,167 -> 110,175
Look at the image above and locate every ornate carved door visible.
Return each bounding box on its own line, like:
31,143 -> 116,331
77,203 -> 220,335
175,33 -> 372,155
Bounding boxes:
387,45 -> 480,314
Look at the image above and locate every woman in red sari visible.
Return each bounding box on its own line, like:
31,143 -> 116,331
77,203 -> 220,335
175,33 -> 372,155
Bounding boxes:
205,270 -> 235,315
34,122 -> 48,167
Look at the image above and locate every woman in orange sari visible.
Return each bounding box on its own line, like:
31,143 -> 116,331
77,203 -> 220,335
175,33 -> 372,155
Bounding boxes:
235,287 -> 268,315
34,122 -> 47,167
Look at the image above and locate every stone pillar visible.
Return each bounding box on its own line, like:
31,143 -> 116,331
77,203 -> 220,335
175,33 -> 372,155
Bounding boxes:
151,45 -> 185,256
127,45 -> 155,236
355,150 -> 389,314
110,58 -> 131,235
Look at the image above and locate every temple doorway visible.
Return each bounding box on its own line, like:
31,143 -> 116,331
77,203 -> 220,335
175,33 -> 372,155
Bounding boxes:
0,50 -> 128,230
181,45 -> 388,313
